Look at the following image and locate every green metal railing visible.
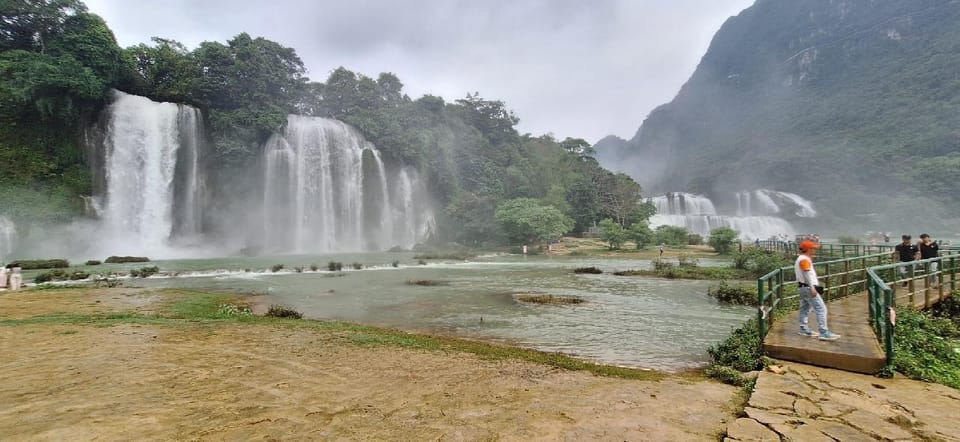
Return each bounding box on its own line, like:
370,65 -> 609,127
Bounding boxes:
756,251 -> 889,338
866,253 -> 960,364
755,241 -> 897,260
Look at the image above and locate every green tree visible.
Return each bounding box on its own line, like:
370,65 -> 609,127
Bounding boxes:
708,227 -> 739,254
495,198 -> 574,244
597,172 -> 642,226
628,221 -> 654,249
599,218 -> 627,250
126,38 -> 198,102
654,225 -> 689,247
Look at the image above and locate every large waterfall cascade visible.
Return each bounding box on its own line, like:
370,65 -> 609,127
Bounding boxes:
0,216 -> 15,263
100,91 -> 204,255
650,190 -> 816,240
262,115 -> 435,253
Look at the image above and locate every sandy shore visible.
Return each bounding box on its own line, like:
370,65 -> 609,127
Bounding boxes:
0,288 -> 739,441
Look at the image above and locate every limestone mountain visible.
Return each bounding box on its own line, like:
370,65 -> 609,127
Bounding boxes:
597,0 -> 960,232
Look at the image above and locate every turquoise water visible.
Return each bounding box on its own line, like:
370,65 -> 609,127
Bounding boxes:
79,253 -> 753,371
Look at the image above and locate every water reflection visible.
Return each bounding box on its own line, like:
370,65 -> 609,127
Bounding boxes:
128,253 -> 752,371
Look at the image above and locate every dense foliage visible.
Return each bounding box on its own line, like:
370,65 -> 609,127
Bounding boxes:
0,0 -> 652,247
708,227 -> 739,254
891,305 -> 960,389
596,0 -> 960,232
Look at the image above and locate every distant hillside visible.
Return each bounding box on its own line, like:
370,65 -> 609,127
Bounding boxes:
597,0 -> 960,232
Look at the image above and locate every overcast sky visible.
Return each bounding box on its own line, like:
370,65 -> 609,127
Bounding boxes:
84,0 -> 754,143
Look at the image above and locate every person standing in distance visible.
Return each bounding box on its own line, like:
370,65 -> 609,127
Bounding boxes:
918,233 -> 940,287
893,235 -> 920,287
796,240 -> 841,341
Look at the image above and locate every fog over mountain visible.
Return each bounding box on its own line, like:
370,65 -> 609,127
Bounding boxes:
83,0 -> 753,142
596,0 -> 960,235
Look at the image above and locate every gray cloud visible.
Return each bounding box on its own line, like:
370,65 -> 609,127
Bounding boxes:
85,0 -> 754,142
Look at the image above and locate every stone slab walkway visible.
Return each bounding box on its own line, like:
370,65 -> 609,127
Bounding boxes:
725,362 -> 960,442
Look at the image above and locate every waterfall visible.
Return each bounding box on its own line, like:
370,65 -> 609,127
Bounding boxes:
262,115 -> 434,253
0,216 -> 15,263
651,190 -> 816,240
99,91 -> 204,255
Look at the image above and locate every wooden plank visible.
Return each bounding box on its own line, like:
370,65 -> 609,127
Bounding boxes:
763,291 -> 886,374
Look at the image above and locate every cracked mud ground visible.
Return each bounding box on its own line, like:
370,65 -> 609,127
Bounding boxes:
726,362 -> 960,441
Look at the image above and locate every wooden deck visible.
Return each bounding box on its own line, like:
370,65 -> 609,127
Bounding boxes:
763,282 -> 953,374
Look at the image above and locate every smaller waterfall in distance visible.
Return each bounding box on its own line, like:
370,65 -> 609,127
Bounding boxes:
263,115 -> 434,253
651,191 -> 815,240
99,91 -> 204,256
0,216 -> 15,262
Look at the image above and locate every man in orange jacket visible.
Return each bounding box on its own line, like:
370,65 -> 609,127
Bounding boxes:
796,240 -> 841,341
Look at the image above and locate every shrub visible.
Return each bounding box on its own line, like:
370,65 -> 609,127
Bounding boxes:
104,256 -> 150,264
293,266 -> 303,273
387,245 -> 405,252
68,271 -> 90,281
931,294 -> 960,328
573,267 -> 603,274
654,225 -> 689,247
731,248 -> 790,278
351,262 -> 363,270
677,254 -> 699,268
708,227 -> 739,254
704,364 -> 750,387
34,273 -> 51,284
309,264 -> 319,271
707,317 -> 765,372
599,218 -> 628,249
391,260 -> 399,268
129,266 -> 160,278
653,260 -> 674,271
417,259 -> 427,265
271,264 -> 284,272
891,307 -> 960,388
709,281 -> 758,305
515,294 -> 585,305
687,233 -> 704,246
265,304 -> 303,319
327,261 -> 343,271
85,260 -> 102,266
7,259 -> 69,269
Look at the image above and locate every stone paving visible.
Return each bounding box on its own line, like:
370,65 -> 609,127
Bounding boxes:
725,362 -> 960,442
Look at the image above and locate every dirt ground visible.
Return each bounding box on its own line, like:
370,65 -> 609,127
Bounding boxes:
0,288 -> 739,441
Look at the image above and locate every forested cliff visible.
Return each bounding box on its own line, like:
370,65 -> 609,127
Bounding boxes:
0,0 -> 648,250
597,0 -> 960,232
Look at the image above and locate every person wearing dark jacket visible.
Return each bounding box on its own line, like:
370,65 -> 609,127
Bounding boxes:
893,235 -> 920,287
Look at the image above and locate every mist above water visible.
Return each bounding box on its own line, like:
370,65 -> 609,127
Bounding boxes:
11,91 -> 435,260
650,191 -> 816,240
263,115 -> 435,254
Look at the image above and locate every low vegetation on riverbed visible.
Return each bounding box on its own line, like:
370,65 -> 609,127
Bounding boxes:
613,247 -> 791,281
514,294 -> 585,305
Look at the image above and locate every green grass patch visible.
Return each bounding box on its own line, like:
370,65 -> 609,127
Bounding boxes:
166,292 -> 235,319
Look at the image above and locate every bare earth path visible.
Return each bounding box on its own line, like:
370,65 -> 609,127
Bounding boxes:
0,288 -> 738,441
